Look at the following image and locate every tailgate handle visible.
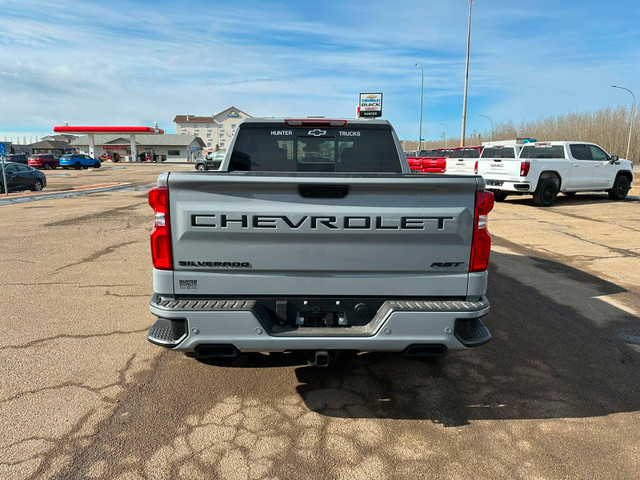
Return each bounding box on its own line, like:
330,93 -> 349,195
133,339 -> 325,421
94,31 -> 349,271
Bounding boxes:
298,184 -> 349,198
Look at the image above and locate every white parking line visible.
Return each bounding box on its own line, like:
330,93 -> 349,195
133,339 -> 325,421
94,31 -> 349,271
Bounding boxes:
0,183 -> 134,205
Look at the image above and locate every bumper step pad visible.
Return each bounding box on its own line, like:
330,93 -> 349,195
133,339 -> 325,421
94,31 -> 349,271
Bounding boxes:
148,317 -> 187,347
454,317 -> 491,347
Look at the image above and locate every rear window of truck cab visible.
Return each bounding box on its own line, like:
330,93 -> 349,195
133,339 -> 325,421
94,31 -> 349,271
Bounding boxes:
229,125 -> 402,172
481,147 -> 516,158
436,149 -> 455,158
520,145 -> 565,159
455,148 -> 481,158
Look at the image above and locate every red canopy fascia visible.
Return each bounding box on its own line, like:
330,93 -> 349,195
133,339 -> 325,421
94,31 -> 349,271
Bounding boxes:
53,126 -> 165,134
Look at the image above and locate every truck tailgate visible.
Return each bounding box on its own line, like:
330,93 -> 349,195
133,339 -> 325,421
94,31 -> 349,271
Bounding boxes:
446,158 -> 476,175
165,173 -> 480,297
478,158 -> 522,180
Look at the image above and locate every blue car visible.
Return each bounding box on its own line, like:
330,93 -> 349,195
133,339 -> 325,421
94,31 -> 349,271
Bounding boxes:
60,154 -> 101,169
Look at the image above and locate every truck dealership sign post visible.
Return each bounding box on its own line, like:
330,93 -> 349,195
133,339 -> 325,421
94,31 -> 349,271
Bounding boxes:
358,93 -> 383,118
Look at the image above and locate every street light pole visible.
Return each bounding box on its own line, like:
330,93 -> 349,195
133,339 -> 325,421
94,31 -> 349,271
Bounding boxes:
440,123 -> 449,148
415,62 -> 424,151
460,0 -> 473,147
611,85 -> 636,160
478,114 -> 493,141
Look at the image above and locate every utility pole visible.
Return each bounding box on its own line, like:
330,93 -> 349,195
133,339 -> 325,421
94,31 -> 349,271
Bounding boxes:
478,114 -> 493,141
440,123 -> 449,148
460,0 -> 473,147
611,85 -> 636,160
415,62 -> 424,150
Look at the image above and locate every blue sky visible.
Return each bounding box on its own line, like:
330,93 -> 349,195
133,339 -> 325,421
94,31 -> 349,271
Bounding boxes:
1,0 -> 639,144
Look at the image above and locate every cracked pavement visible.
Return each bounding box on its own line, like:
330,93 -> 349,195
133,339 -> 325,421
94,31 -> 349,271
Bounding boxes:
1,164 -> 639,479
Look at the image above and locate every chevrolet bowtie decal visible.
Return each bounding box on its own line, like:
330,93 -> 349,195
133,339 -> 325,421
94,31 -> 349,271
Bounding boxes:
307,129 -> 327,136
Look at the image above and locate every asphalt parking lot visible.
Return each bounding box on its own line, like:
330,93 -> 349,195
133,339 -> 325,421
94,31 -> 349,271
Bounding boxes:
1,164 -> 639,479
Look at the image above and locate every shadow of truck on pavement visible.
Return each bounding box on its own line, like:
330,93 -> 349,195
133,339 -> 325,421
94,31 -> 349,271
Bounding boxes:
294,251 -> 640,426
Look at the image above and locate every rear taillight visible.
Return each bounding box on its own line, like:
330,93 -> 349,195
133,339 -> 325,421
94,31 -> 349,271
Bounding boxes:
474,161 -> 478,174
520,161 -> 530,177
149,187 -> 172,270
469,191 -> 494,272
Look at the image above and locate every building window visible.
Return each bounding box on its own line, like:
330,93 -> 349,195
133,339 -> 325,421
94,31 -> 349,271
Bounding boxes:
206,124 -> 211,128
193,124 -> 198,128
231,124 -> 237,129
207,133 -> 212,138
168,149 -> 180,156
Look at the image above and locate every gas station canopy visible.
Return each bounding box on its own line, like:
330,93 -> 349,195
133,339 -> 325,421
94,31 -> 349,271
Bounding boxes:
54,126 -> 165,134
53,125 -> 165,159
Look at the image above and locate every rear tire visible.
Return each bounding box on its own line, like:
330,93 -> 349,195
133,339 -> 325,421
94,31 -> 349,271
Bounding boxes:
494,192 -> 509,202
197,164 -> 206,171
94,162 -> 100,168
533,178 -> 558,207
74,163 -> 82,169
43,163 -> 51,170
608,175 -> 630,200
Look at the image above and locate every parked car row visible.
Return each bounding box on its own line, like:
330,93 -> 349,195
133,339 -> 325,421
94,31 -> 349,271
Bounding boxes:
406,139 -> 634,206
1,152 -> 102,194
3,153 -> 104,171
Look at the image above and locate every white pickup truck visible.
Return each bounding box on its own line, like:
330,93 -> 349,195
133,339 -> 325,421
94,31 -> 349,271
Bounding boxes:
444,146 -> 483,175
446,144 -> 526,176
480,141 -> 634,206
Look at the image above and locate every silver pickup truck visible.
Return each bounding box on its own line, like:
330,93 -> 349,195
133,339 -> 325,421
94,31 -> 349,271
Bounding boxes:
147,118 -> 495,365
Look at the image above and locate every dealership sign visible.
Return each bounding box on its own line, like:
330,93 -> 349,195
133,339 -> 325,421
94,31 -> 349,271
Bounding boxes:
102,145 -> 127,150
358,93 -> 383,117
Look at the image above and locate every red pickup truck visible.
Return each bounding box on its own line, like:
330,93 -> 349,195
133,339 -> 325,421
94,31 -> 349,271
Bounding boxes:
407,148 -> 452,173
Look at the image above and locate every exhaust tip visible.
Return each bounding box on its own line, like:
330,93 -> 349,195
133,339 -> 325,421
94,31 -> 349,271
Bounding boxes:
195,344 -> 240,359
404,344 -> 447,359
